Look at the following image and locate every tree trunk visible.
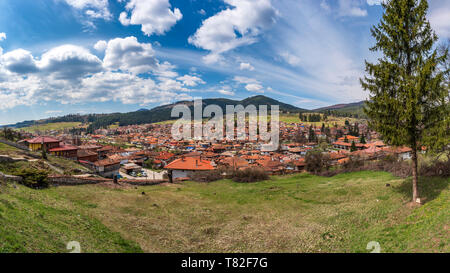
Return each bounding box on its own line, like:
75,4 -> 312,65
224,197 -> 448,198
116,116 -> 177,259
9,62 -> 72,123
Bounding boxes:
411,149 -> 420,203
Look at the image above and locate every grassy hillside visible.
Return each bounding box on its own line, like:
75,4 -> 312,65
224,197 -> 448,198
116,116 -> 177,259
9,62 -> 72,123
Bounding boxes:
19,122 -> 82,133
0,171 -> 447,253
315,101 -> 367,118
0,184 -> 142,253
279,113 -> 362,126
0,143 -> 20,153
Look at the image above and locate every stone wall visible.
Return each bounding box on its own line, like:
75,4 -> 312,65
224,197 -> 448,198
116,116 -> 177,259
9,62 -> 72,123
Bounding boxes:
0,155 -> 28,163
48,175 -> 167,186
48,176 -> 110,186
0,171 -> 23,183
120,179 -> 166,186
0,139 -> 29,151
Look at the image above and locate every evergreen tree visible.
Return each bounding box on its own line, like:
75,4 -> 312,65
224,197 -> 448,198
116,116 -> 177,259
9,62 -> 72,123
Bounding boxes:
360,0 -> 449,203
350,141 -> 357,152
344,136 -> 348,143
42,147 -> 47,160
360,134 -> 367,144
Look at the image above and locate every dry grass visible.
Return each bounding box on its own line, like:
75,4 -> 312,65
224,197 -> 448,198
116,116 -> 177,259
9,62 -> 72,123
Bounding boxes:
34,171 -> 449,253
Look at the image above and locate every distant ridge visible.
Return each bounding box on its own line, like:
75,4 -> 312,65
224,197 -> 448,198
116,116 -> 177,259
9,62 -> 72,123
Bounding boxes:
314,101 -> 367,118
5,95 -> 305,130
313,101 -> 365,111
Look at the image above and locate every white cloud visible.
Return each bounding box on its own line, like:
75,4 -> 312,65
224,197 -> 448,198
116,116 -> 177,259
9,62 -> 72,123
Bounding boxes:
94,40 -> 107,52
119,0 -> 182,36
218,89 -> 235,96
366,0 -> 382,5
188,0 -> 279,63
1,49 -> 38,74
337,0 -> 367,17
0,38 -> 201,109
320,1 -> 331,11
239,62 -> 254,71
176,75 -> 205,87
429,6 -> 450,38
0,32 -> 6,41
38,45 -> 103,79
279,52 -> 301,66
245,83 -> 264,92
232,76 -> 264,92
103,36 -> 157,74
64,0 -> 112,20
233,76 -> 260,85
154,61 -> 178,78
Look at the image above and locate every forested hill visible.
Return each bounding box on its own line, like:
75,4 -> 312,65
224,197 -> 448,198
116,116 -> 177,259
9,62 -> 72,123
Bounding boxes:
314,101 -> 367,118
5,95 -> 305,132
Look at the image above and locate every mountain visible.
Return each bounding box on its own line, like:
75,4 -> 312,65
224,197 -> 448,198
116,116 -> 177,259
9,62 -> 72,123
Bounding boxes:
314,101 -> 367,118
6,95 -> 305,131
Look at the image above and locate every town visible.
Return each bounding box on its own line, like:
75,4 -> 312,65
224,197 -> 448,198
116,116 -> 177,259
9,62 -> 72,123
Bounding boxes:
1,111 -> 415,184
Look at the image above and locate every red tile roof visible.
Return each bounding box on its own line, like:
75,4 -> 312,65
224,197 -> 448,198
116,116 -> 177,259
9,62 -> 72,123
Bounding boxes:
48,144 -> 78,152
28,136 -> 60,144
94,158 -> 120,167
165,157 -> 215,171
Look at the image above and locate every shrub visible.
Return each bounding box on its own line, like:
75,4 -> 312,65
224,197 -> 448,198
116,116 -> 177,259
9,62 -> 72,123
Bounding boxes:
305,151 -> 331,174
13,168 -> 49,189
231,168 -> 269,183
342,156 -> 364,171
191,170 -> 223,182
419,160 -> 450,177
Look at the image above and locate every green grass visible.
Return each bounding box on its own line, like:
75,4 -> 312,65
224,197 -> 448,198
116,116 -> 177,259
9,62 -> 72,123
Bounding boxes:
1,171 -> 447,253
18,122 -> 83,133
46,155 -> 91,175
0,184 -> 142,253
279,114 -> 363,127
0,143 -> 20,153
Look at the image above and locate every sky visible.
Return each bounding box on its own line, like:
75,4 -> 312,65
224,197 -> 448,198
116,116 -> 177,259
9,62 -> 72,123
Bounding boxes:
0,0 -> 449,125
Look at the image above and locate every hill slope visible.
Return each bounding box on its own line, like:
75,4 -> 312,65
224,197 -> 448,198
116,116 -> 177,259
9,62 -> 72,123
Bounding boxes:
315,101 -> 367,118
1,171 -> 447,252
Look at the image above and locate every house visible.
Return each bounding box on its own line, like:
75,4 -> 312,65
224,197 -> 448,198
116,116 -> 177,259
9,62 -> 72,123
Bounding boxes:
221,156 -> 250,170
48,144 -> 78,159
27,136 -> 61,151
77,149 -> 98,162
337,135 -> 360,143
164,156 -> 215,181
333,141 -> 367,151
121,163 -> 142,175
97,146 -> 114,160
94,159 -> 121,178
382,146 -> 412,160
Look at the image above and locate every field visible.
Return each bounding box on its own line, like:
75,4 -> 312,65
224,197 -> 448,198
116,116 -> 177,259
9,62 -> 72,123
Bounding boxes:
18,122 -> 83,133
0,171 -> 448,253
279,114 -> 362,127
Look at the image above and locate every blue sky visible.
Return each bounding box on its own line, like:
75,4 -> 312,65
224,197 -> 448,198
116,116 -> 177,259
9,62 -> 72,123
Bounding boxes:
0,0 -> 448,125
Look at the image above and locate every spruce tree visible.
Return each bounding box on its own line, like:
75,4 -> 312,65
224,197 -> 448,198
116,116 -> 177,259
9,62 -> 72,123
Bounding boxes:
350,141 -> 357,152
361,0 -> 449,203
360,134 -> 367,144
